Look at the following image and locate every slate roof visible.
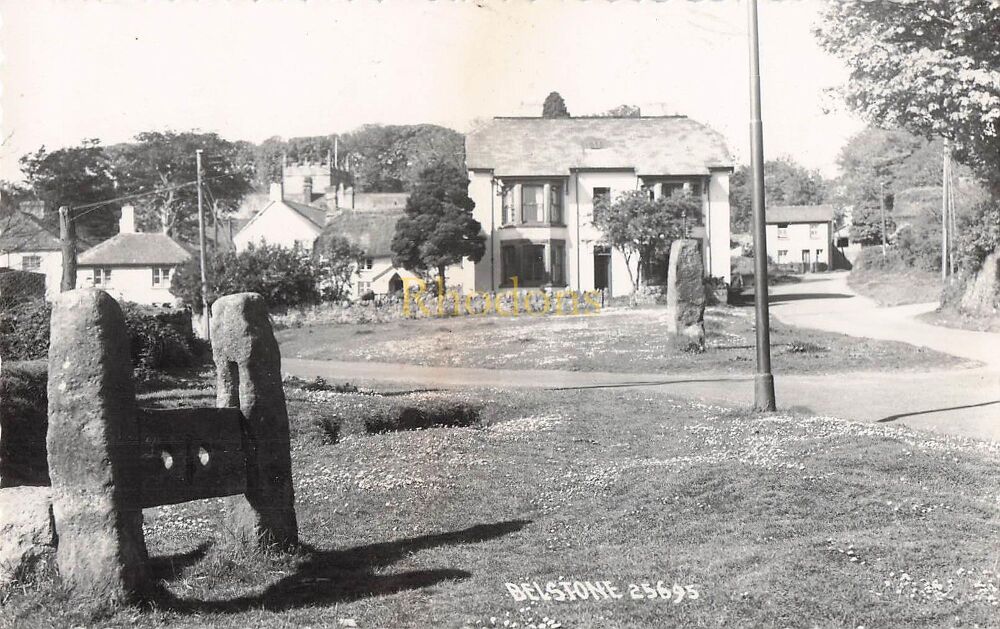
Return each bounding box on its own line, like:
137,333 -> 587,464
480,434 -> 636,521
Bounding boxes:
282,200 -> 327,229
78,232 -> 192,266
316,210 -> 403,258
765,205 -> 837,224
236,199 -> 328,243
0,212 -> 62,252
465,116 -> 733,176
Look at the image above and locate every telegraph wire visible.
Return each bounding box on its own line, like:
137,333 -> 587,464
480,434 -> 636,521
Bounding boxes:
69,173 -> 233,221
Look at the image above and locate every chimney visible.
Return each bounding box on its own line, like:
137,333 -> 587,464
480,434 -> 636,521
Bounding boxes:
269,181 -> 284,202
120,205 -> 137,234
302,176 -> 313,204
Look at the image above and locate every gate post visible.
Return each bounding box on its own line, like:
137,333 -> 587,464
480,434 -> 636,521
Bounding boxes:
46,289 -> 148,602
211,293 -> 298,549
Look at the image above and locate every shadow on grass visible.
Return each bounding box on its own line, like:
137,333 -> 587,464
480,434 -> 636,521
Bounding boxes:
729,290 -> 852,307
379,388 -> 445,397
548,376 -> 750,392
768,292 -> 855,304
876,399 -> 1000,423
149,519 -> 530,614
147,542 -> 212,581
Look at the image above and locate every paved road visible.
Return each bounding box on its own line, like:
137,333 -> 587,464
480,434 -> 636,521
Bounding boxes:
284,273 -> 1000,442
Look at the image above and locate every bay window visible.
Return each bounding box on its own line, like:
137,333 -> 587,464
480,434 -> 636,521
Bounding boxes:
500,239 -> 567,287
500,180 -> 565,226
521,184 -> 544,223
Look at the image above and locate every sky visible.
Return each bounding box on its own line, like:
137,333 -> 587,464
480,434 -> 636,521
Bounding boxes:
0,0 -> 864,183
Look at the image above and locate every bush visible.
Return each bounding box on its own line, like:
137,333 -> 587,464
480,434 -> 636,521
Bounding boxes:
0,298 -> 201,375
852,247 -> 909,272
896,217 -> 944,271
0,360 -> 49,487
0,298 -> 51,361
956,198 -> 1000,273
171,243 -> 322,314
365,400 -> 481,434
120,303 -> 200,375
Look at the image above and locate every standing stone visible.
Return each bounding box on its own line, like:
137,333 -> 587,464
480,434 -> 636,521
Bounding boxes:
0,486 -> 56,584
46,289 -> 148,602
211,293 -> 298,549
665,239 -> 707,347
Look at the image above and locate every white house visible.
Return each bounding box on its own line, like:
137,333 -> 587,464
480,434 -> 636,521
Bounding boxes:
0,208 -> 65,299
233,183 -> 327,253
76,205 -> 192,305
315,209 -> 419,298
764,205 -> 836,271
462,116 -> 734,297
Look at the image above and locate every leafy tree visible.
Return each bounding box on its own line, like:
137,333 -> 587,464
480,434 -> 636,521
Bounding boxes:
542,92 -> 570,118
170,243 -> 320,313
110,131 -> 253,241
19,139 -> 118,241
247,125 -> 466,194
592,190 -> 697,291
729,157 -> 828,232
340,124 -> 465,192
848,205 -> 896,246
390,163 -> 485,284
831,127 -> 974,246
816,0 -> 1000,195
0,180 -> 30,216
312,234 -> 366,301
596,104 -> 641,118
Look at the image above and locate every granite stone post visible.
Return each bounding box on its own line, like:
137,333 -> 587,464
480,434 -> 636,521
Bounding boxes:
665,239 -> 707,347
211,293 -> 298,549
46,289 -> 148,602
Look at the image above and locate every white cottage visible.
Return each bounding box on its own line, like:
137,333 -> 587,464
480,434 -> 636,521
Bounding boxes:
76,206 -> 191,305
0,208 -> 65,299
233,183 -> 327,253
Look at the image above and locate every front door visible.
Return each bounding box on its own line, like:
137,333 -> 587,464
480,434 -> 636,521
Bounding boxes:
802,249 -> 812,272
594,247 -> 611,293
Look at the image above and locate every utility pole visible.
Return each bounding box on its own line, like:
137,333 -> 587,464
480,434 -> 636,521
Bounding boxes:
196,149 -> 211,339
949,163 -> 958,275
746,0 -> 776,412
58,206 -> 77,292
941,140 -> 950,281
879,181 -> 887,260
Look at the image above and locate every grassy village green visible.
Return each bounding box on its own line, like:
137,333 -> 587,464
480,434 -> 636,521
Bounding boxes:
4,374 -> 998,628
275,304 -> 973,374
847,265 -> 944,307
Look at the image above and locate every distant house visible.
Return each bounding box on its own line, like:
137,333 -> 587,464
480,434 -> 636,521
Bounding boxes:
233,183 -> 328,253
764,205 -> 836,271
76,205 -> 191,305
0,204 -> 66,299
315,209 -> 417,299
464,116 -> 734,295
